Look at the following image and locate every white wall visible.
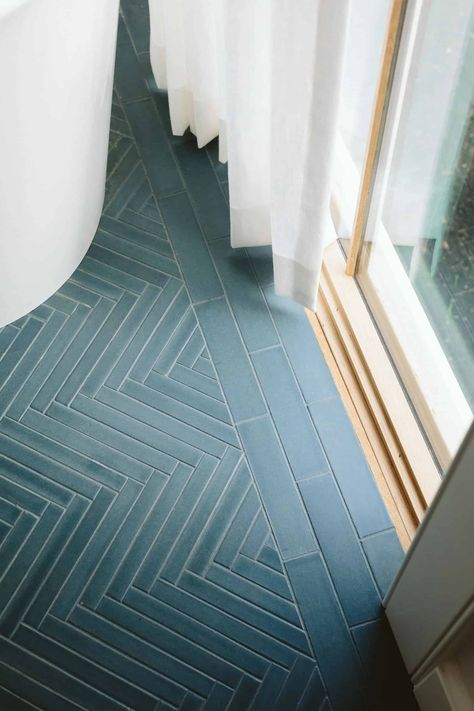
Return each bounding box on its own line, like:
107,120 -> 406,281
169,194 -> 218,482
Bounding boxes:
386,424 -> 474,710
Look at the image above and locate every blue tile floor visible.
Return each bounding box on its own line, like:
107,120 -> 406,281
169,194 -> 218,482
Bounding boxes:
0,2 -> 419,709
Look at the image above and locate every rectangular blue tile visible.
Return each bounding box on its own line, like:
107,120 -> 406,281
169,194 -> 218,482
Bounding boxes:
240,509 -> 268,559
44,292 -> 78,314
180,570 -> 310,654
192,355 -> 215,379
238,416 -> 317,561
299,474 -> 382,625
51,479 -> 142,619
24,404 -> 151,483
0,497 -> 87,635
32,617 -> 166,709
124,99 -> 183,197
120,208 -> 167,241
249,666 -> 288,710
209,239 -> 279,352
247,246 -> 274,287
285,552 -> 365,710
0,474 -> 44,517
0,636 -> 123,711
181,695 -> 205,711
149,578 -> 298,669
136,454 -> 218,589
0,318 -> 43,389
73,603 -> 215,697
97,385 -> 218,461
362,529 -> 404,598
142,64 -> 191,147
29,304 -> 52,321
232,556 -> 291,601
257,544 -> 284,573
122,378 -> 238,448
205,563 -> 299,627
95,226 -> 180,278
0,325 -> 19,355
297,668 -> 328,711
104,151 -> 144,217
107,280 -> 180,388
95,229 -> 180,279
7,305 -> 90,420
263,286 -> 338,404
195,298 -> 266,422
214,486 -> 259,567
107,463 -> 192,599
145,369 -> 232,425
183,457 -> 249,577
309,397 -> 391,538
141,194 -> 163,221
24,490 -> 113,627
0,311 -> 66,417
0,497 -> 20,526
98,596 -> 241,693
59,282 -> 100,308
32,298 -> 113,412
162,450 -> 244,581
151,448 -> 241,582
0,504 -> 62,621
251,346 -> 329,480
81,472 -> 166,608
107,134 -> 134,179
160,192 -> 223,302
0,514 -> 36,581
121,0 -> 151,54
169,362 -> 224,401
0,417 -> 122,492
80,253 -> 146,294
220,180 -> 229,204
227,676 -> 259,710
82,286 -> 161,398
125,586 -> 268,680
352,618 -> 418,711
203,684 -> 233,711
274,657 -> 320,711
125,170 -> 153,212
71,394 -> 181,472
114,19 -> 149,102
56,293 -> 137,405
71,269 -> 123,301
0,680 -> 51,711
173,137 -> 230,240
0,449 -> 73,508
176,328 -> 205,367
130,287 -> 189,380
101,212 -> 169,253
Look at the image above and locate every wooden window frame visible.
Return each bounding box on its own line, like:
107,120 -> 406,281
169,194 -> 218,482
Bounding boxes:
309,0 -> 452,546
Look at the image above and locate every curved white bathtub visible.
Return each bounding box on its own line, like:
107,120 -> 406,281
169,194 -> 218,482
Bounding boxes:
0,0 -> 120,326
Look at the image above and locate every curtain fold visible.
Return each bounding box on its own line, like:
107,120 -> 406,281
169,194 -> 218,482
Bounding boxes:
149,0 -> 351,310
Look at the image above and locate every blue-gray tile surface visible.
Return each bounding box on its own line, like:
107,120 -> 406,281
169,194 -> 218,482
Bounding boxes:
0,2 -> 418,709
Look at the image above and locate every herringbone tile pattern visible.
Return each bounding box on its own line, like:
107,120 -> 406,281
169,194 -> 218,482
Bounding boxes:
0,43 -> 325,711
0,114 -> 324,711
0,2 -> 419,710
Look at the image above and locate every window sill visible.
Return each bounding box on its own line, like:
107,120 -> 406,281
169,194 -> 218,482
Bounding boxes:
308,241 -> 442,549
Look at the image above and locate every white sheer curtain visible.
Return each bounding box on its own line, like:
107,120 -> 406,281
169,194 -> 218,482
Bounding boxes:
149,0 -> 369,309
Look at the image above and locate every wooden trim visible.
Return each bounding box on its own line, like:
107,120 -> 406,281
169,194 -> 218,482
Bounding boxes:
306,306 -> 414,550
308,243 -> 441,548
346,0 -> 408,275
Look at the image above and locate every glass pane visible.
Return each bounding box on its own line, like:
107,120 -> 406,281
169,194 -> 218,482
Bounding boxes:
331,0 -> 391,240
358,0 -> 474,468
